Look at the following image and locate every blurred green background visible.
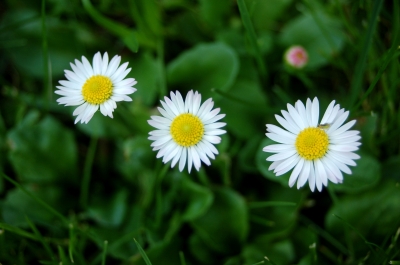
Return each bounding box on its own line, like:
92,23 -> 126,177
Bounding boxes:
0,0 -> 399,264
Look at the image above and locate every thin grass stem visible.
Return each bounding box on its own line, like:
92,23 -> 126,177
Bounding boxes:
236,0 -> 267,79
134,238 -> 153,265
3,174 -> 69,225
349,0 -> 384,107
80,136 -> 98,209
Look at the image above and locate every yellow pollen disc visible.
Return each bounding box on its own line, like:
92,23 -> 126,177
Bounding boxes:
170,113 -> 204,147
295,127 -> 329,160
82,75 -> 113,104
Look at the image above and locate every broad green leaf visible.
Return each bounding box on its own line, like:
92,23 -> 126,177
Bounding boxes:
82,0 -> 138,52
279,11 -> 345,69
199,0 -> 232,29
117,136 -> 156,178
87,189 -> 129,227
3,10 -> 84,78
1,185 -> 64,226
7,113 -> 77,183
326,181 -> 400,240
244,0 -> 293,31
190,187 -> 248,254
167,42 -> 239,100
128,53 -> 160,106
180,177 -> 214,221
217,57 -> 268,139
331,151 -> 380,193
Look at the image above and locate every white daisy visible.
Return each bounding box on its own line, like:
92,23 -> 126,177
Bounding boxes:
148,90 -> 226,173
55,51 -> 137,124
263,97 -> 361,192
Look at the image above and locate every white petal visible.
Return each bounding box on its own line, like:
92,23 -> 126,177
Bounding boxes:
275,155 -> 300,176
275,114 -> 299,134
297,160 -> 311,189
315,159 -> 328,187
266,133 -> 295,145
327,111 -> 349,134
311,97 -> 319,127
329,145 -> 359,152
330,120 -> 357,137
266,124 -> 296,140
295,100 -> 309,127
288,103 -> 305,129
308,162 -> 316,192
289,158 -> 304,187
320,100 -> 336,125
190,147 -> 201,171
179,148 -> 187,172
263,144 -> 294,153
101,52 -> 109,75
266,150 -> 297,162
105,55 -> 121,76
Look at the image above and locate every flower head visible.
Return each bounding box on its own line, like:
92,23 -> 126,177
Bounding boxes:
148,90 -> 226,173
55,52 -> 137,124
263,98 -> 361,192
284,45 -> 308,69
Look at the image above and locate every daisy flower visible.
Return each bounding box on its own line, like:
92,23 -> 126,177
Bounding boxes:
55,52 -> 137,124
263,97 -> 361,192
148,90 -> 226,173
284,45 -> 308,69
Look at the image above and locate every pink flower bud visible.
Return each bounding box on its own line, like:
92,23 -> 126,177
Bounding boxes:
284,45 -> 308,69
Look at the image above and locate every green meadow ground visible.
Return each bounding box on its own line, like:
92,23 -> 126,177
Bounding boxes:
0,0 -> 400,264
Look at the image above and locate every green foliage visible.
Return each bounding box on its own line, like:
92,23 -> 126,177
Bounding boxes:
1,0 -> 399,264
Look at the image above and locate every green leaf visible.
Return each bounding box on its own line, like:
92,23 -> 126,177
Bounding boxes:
180,177 -> 214,221
217,56 -> 268,139
7,113 -> 77,183
3,9 -> 84,78
190,187 -> 248,254
244,0 -> 293,31
199,0 -> 231,29
326,181 -> 400,240
128,53 -> 160,106
81,0 -> 138,52
1,185 -> 64,226
117,136 -> 156,177
331,151 -> 380,193
166,42 -> 239,100
279,11 -> 345,69
87,189 -> 129,227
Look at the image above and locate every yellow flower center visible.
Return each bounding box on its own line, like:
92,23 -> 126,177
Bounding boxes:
82,75 -> 113,104
170,113 -> 204,147
295,127 -> 329,160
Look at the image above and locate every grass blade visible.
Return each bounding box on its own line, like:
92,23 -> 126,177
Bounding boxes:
80,136 -> 98,209
349,0 -> 384,107
41,0 -> 51,108
134,238 -> 153,265
236,0 -> 267,79
101,240 -> 108,265
25,215 -> 55,261
0,222 -> 38,241
2,174 -> 69,225
81,0 -> 138,52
